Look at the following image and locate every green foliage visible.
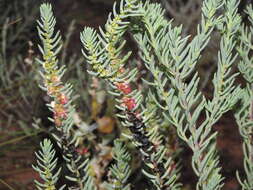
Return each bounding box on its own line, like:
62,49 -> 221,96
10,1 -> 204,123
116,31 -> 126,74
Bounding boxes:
235,4 -> 253,190
32,0 -> 253,190
32,138 -> 65,190
136,0 -> 241,189
36,4 -> 97,190
106,139 -> 131,190
81,1 -> 182,189
80,0 -> 141,80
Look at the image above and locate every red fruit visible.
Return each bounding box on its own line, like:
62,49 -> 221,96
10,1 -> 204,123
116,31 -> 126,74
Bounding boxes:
122,97 -> 136,110
116,82 -> 132,94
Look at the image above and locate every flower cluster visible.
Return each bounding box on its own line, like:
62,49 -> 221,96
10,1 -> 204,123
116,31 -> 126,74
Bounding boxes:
115,82 -> 132,94
36,2 -> 75,129
45,75 -> 69,127
122,97 -> 136,110
115,81 -> 137,110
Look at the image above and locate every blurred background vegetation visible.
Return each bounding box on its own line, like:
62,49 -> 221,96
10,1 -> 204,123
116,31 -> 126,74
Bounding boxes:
0,0 -> 250,189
